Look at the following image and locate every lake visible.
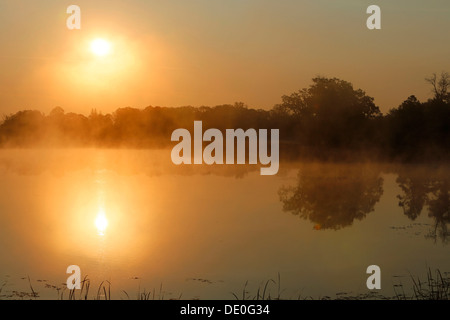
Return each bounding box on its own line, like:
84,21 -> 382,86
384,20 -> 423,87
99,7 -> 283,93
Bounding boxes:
0,149 -> 448,299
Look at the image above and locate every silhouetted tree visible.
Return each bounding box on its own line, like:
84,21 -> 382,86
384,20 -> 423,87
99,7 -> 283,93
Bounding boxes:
275,77 -> 381,150
425,72 -> 450,102
88,109 -> 114,146
49,106 -> 65,117
386,96 -> 425,158
386,73 -> 450,160
61,112 -> 90,145
0,110 -> 45,146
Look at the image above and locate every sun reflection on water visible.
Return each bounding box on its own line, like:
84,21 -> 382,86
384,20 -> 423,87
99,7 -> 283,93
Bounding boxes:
95,207 -> 108,236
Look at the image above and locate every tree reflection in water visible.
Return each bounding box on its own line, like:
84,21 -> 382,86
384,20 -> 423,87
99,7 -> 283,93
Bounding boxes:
278,163 -> 383,230
396,165 -> 450,243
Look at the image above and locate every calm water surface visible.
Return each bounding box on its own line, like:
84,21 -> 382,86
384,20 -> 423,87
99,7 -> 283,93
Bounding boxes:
0,149 -> 448,299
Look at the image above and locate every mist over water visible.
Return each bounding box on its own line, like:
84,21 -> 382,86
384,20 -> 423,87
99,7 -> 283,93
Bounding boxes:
0,149 -> 448,299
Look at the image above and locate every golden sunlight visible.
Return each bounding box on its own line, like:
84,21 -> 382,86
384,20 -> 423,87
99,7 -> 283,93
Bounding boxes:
90,38 -> 111,56
95,207 -> 108,235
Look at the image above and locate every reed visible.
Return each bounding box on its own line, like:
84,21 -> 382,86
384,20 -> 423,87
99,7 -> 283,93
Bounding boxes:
2,269 -> 449,300
409,268 -> 450,300
231,273 -> 293,300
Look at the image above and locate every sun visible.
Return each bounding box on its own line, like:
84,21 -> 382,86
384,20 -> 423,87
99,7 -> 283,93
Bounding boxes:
90,38 -> 111,56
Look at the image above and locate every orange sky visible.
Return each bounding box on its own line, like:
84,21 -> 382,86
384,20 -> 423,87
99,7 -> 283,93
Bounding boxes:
0,0 -> 449,115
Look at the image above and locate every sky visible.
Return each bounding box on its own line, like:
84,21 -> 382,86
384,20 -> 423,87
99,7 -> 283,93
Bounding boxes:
0,0 -> 449,115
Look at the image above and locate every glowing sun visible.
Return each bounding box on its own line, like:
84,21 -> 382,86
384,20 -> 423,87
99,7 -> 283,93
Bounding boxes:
90,39 -> 111,56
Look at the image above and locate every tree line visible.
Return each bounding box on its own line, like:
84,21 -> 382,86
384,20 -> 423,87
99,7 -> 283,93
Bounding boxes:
0,73 -> 448,161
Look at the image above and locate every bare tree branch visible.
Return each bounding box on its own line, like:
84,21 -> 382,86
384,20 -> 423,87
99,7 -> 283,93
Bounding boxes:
425,72 -> 449,101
